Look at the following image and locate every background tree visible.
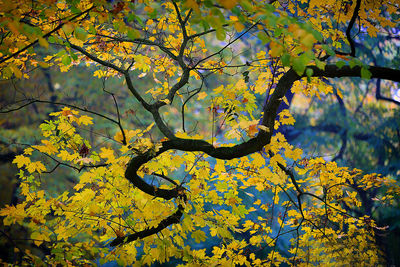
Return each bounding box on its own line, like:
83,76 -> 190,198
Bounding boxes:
0,0 -> 399,265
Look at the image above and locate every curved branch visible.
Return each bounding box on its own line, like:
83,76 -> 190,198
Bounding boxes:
125,147 -> 184,200
109,205 -> 184,246
336,0 -> 361,57
375,79 -> 400,106
347,0 -> 361,57
123,72 -> 151,110
69,43 -> 125,73
172,1 -> 189,39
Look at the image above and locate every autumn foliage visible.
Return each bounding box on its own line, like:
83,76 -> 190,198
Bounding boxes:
0,0 -> 400,266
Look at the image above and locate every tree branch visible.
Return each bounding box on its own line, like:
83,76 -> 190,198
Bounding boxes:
69,43 -> 125,73
109,205 -> 184,246
0,6 -> 95,65
375,79 -> 400,106
94,34 -> 178,61
336,0 -> 361,57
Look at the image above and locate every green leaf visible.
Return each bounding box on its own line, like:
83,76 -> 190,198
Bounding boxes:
232,204 -> 249,217
201,20 -> 210,31
48,36 -> 56,43
62,55 -> 71,66
69,51 -> 78,61
88,25 -> 96,35
336,60 -> 346,69
323,44 -> 335,56
264,3 -> 276,12
74,27 -> 87,41
232,6 -> 241,16
257,32 -> 269,45
241,0 -> 253,11
204,0 -> 213,8
361,67 -> 372,79
22,24 -> 35,35
38,37 -> 49,49
281,53 -> 291,67
265,15 -> 277,27
274,28 -> 283,37
113,21 -> 121,32
127,29 -> 140,40
349,58 -> 361,69
3,66 -> 12,79
292,54 -> 309,75
126,13 -> 136,23
71,6 -> 80,14
312,30 -> 323,42
56,49 -> 66,57
216,28 -> 226,41
306,68 -> 313,78
315,59 -> 326,70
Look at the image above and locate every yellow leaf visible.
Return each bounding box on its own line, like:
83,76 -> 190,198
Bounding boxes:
279,109 -> 295,125
13,155 -> 31,168
23,148 -> 33,155
144,122 -> 155,132
251,153 -> 265,168
26,161 -> 46,173
56,2 -> 67,9
300,33 -> 316,49
138,72 -> 147,78
38,61 -> 49,68
215,159 -> 226,173
284,148 -> 302,161
99,147 -> 115,163
31,232 -> 45,246
160,98 -> 171,104
249,235 -> 262,246
258,125 -> 270,133
33,140 -> 58,155
78,115 -> 93,125
197,92 -> 207,100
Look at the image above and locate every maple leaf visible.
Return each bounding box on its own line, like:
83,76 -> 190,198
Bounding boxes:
247,124 -> 258,137
78,115 -> 93,125
13,155 -> 31,168
197,92 -> 207,100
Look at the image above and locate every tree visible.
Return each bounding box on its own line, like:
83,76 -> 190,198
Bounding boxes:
0,0 -> 399,265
